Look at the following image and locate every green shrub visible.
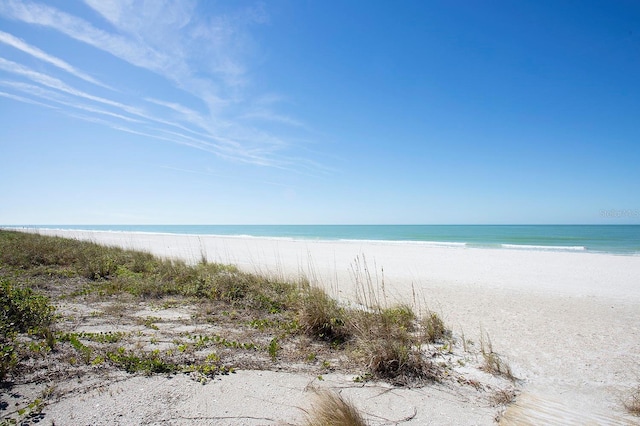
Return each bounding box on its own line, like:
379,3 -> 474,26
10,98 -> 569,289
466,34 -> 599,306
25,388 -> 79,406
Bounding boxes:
107,348 -> 178,375
0,333 -> 17,382
0,279 -> 55,381
0,279 -> 55,334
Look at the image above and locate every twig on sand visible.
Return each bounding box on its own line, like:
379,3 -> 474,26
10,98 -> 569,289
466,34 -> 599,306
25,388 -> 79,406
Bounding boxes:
369,406 -> 418,425
176,415 -> 278,422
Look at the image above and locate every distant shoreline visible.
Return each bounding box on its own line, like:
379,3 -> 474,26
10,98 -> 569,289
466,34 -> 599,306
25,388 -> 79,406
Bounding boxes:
5,224 -> 640,255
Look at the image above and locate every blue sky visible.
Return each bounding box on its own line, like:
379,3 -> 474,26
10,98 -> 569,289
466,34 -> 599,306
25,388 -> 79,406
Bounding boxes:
0,0 -> 638,224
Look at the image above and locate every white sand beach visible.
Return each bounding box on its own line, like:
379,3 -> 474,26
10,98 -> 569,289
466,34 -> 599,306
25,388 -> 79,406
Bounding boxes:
28,229 -> 640,424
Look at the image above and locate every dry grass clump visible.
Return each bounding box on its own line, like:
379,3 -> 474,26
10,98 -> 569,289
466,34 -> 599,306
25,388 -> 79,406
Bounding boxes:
299,286 -> 349,343
360,338 -> 438,385
490,388 -> 517,406
480,334 -> 516,381
298,281 -> 443,385
422,311 -> 448,343
624,385 -> 640,416
305,389 -> 367,426
351,307 -> 441,386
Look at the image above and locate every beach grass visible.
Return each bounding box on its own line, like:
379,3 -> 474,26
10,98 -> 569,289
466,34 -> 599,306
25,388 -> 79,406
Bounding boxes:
480,332 -> 516,381
305,389 -> 367,426
299,277 -> 444,384
299,285 -> 350,343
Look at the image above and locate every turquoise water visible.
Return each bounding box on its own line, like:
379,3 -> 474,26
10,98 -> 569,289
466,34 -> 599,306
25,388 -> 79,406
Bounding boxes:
10,225 -> 640,255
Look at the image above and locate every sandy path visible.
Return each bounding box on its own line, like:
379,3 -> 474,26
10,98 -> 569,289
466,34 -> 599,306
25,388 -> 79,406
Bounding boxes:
29,229 -> 640,424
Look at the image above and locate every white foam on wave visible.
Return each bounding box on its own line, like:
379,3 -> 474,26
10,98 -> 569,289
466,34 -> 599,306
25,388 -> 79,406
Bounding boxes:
220,234 -> 297,241
337,238 -> 467,248
501,244 -> 586,252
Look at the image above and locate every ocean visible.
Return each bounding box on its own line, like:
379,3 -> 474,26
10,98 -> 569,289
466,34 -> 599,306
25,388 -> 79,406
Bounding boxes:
10,225 -> 640,255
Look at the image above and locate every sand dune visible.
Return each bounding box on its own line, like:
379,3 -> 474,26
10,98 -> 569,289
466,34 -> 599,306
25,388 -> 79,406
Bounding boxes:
29,229 -> 640,424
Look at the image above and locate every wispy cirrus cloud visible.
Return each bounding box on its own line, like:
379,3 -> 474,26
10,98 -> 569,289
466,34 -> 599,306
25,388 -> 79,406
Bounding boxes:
0,0 -> 313,170
0,89 -> 57,109
0,57 -> 148,119
0,30 -> 112,89
0,0 -> 173,75
0,80 -> 140,123
0,0 -> 256,103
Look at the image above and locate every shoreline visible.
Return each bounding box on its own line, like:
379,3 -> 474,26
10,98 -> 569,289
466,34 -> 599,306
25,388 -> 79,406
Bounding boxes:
14,228 -> 640,423
23,227 -> 640,301
7,225 -> 639,256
